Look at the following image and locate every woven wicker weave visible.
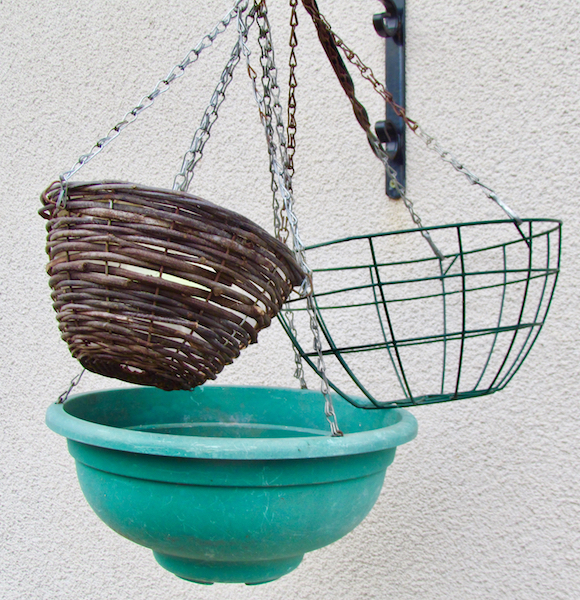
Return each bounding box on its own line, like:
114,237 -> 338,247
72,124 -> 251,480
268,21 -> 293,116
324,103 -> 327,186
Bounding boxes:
40,181 -> 304,390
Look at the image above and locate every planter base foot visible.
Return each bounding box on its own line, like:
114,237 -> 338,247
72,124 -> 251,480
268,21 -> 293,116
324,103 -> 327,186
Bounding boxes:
153,552 -> 304,585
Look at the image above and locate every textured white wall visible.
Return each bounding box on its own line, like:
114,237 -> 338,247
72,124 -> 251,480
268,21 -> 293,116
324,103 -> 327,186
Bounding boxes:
1,0 -> 579,598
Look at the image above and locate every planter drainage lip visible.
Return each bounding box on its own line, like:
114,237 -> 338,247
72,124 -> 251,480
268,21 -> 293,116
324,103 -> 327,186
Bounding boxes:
45,385 -> 418,461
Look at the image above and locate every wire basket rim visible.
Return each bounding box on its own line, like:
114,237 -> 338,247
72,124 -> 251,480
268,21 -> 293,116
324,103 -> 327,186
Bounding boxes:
304,217 -> 562,252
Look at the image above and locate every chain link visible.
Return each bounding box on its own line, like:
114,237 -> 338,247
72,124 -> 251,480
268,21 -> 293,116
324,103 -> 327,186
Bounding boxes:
309,7 -> 522,226
412,128 -> 522,223
173,5 -> 257,192
287,0 -> 299,179
251,5 -> 307,281
256,9 -> 292,243
57,369 -> 85,404
284,0 -> 306,386
307,295 -> 343,436
247,2 -> 308,391
56,0 -> 250,202
283,307 -> 308,388
368,136 -> 444,258
247,0 -> 342,435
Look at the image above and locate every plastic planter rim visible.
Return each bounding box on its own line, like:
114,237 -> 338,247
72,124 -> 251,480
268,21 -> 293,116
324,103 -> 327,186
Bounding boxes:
45,385 -> 418,460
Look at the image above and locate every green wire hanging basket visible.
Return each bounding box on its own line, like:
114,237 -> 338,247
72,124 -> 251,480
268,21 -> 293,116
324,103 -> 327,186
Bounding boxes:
279,218 -> 561,409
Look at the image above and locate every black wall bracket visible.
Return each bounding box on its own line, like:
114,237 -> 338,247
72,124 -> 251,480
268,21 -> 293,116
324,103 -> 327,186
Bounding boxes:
373,0 -> 405,198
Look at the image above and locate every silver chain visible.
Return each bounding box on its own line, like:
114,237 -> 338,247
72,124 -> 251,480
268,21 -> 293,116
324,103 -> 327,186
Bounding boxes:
251,9 -> 307,281
317,14 -> 523,229
57,0 -> 250,203
254,6 -> 310,391
412,126 -> 522,224
254,12 -> 309,391
369,133 -> 522,257
57,368 -> 85,404
367,134 -> 445,259
247,2 -> 342,436
173,5 -> 256,192
254,15 -> 291,240
285,308 -> 308,388
246,6 -> 309,391
365,114 -> 521,260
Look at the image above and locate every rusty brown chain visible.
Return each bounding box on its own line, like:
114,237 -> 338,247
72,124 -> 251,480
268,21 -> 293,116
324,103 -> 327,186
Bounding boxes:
300,0 -> 443,258
304,3 -> 416,131
246,0 -> 343,436
287,0 -> 299,179
300,0 -> 521,228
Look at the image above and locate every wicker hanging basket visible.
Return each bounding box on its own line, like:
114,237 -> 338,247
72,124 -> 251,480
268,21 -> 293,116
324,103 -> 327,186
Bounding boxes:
40,181 -> 304,391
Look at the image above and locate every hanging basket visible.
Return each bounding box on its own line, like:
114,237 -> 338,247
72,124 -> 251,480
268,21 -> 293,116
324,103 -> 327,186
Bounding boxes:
45,385 -> 417,585
40,181 -> 304,391
280,218 -> 561,408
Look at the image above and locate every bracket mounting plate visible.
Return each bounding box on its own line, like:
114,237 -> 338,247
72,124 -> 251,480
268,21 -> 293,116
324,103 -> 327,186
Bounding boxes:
373,0 -> 405,198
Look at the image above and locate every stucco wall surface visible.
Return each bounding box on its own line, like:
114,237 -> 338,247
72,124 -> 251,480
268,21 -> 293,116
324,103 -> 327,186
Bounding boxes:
1,1 -> 578,599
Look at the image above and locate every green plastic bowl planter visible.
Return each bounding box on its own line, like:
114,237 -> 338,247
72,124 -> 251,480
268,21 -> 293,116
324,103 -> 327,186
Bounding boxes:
46,385 -> 417,585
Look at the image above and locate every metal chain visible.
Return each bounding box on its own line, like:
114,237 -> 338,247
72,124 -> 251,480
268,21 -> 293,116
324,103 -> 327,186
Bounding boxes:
283,1 -> 308,390
307,6 -> 522,226
412,128 -> 522,224
287,0 -> 299,179
247,1 -> 308,391
307,295 -> 343,435
247,0 -> 342,435
255,9 -> 292,243
56,0 -> 250,205
283,0 -> 308,389
57,369 -> 85,404
368,136 -> 444,258
283,306 -> 308,388
173,5 -> 256,192
252,7 -> 307,280
300,0 -> 442,258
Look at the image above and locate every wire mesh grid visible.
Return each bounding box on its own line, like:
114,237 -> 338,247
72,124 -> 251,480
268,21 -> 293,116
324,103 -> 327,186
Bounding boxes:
279,219 -> 561,409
